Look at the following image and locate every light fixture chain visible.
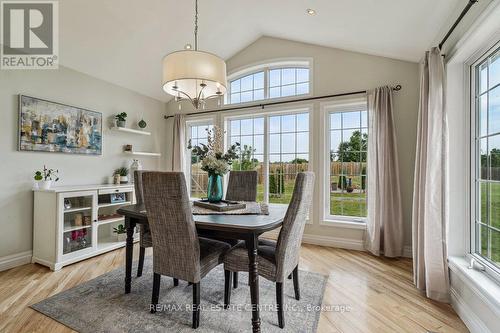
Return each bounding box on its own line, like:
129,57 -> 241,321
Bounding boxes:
194,0 -> 198,51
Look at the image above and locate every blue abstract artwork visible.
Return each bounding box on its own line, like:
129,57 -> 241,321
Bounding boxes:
19,95 -> 102,155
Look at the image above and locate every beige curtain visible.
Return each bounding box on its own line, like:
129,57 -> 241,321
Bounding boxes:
412,47 -> 449,302
171,114 -> 185,172
365,86 -> 404,257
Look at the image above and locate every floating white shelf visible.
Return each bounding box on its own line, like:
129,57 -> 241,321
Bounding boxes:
110,127 -> 151,136
123,151 -> 161,157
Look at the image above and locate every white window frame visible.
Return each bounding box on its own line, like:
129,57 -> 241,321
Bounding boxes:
225,58 -> 313,105
222,104 -> 313,222
320,97 -> 368,227
184,117 -> 215,200
469,40 -> 500,283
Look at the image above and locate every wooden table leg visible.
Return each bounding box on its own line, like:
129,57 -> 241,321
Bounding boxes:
246,234 -> 261,333
124,216 -> 136,294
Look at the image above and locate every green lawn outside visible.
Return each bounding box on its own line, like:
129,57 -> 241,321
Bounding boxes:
479,182 -> 500,263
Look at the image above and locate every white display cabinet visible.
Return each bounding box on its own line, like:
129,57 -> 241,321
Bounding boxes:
33,184 -> 138,270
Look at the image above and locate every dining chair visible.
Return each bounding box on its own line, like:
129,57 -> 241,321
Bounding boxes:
200,170 -> 258,289
134,170 -> 152,278
142,171 -> 230,329
222,172 -> 315,329
225,170 -> 258,202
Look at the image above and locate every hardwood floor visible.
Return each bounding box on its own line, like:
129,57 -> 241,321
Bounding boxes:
0,244 -> 468,333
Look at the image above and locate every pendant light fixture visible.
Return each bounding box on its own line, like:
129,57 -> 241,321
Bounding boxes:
162,0 -> 227,109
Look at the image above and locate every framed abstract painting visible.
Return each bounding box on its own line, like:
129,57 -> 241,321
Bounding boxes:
18,95 -> 102,155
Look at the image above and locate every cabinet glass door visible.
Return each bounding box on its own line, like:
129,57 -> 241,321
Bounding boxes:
60,191 -> 96,256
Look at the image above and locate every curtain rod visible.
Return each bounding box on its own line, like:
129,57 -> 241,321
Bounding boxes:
439,0 -> 478,50
163,84 -> 402,120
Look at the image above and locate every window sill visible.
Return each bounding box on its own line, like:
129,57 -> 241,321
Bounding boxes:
320,219 -> 367,230
448,256 -> 500,316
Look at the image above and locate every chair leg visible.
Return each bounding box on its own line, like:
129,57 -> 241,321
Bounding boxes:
173,278 -> 179,286
192,282 -> 200,329
137,246 -> 145,277
276,282 -> 284,329
151,273 -> 161,313
292,265 -> 300,301
233,272 -> 238,288
224,270 -> 232,308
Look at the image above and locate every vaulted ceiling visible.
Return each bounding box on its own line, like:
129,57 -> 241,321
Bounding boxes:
59,0 -> 462,101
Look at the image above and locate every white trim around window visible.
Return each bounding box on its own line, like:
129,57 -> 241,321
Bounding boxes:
225,58 -> 314,106
319,97 -> 368,228
468,39 -> 500,283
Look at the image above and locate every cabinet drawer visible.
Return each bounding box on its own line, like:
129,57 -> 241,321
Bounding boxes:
98,187 -> 133,195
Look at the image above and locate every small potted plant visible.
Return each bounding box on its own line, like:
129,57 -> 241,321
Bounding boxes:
114,167 -> 129,184
34,165 -> 59,190
113,224 -> 127,242
115,112 -> 127,127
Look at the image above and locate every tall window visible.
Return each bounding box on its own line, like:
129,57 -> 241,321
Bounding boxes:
226,111 -> 310,204
326,102 -> 368,220
226,61 -> 311,105
268,113 -> 309,204
187,122 -> 212,198
228,117 -> 265,201
473,45 -> 500,268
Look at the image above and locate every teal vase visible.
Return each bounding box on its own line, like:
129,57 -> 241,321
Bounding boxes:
207,173 -> 223,203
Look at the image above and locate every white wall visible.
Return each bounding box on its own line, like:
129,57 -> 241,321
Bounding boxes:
165,36 -> 420,250
0,66 -> 167,259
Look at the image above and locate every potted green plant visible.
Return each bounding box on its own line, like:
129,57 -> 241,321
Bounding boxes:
114,167 -> 129,184
115,112 -> 127,127
113,224 -> 127,242
34,165 -> 59,190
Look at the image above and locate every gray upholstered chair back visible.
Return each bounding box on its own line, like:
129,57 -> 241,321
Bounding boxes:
225,170 -> 258,201
142,172 -> 201,282
275,172 -> 315,282
134,170 -> 145,205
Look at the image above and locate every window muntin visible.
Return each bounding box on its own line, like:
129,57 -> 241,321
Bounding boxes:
269,68 -> 309,99
228,117 -> 265,201
188,123 -> 212,198
328,106 -> 368,219
230,72 -> 265,104
474,46 -> 500,268
268,113 -> 309,204
226,111 -> 310,205
226,64 -> 310,105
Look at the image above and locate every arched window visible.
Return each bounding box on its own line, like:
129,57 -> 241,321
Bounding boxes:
226,60 -> 312,105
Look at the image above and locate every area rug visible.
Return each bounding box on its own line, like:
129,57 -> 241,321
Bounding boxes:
31,257 -> 326,332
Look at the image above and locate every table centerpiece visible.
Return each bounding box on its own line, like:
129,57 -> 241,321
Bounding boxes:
188,126 -> 239,203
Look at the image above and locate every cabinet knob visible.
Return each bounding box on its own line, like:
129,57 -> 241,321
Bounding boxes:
115,189 -> 119,192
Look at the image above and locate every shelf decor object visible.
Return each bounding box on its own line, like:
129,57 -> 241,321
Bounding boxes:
19,95 -> 102,155
32,184 -> 138,270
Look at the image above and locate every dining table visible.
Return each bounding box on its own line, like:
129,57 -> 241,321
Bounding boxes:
116,203 -> 288,333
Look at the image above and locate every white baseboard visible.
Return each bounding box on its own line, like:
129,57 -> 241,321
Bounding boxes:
0,251 -> 32,272
263,231 -> 364,251
301,234 -> 364,251
450,286 -> 492,333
